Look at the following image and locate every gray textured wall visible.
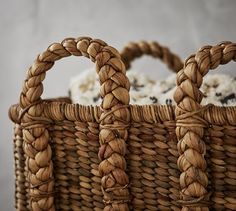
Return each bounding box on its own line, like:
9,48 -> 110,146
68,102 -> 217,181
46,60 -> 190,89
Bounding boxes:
1,0 -> 236,210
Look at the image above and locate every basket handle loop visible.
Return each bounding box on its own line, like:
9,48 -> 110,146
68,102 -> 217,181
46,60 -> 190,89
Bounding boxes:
174,41 -> 236,210
120,40 -> 183,72
19,37 -> 130,109
19,37 -> 131,211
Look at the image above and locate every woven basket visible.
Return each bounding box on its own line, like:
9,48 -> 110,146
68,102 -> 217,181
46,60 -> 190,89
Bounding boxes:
9,37 -> 236,211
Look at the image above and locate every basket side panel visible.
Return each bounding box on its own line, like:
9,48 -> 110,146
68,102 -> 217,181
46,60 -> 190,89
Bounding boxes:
206,124 -> 236,210
13,123 -> 30,210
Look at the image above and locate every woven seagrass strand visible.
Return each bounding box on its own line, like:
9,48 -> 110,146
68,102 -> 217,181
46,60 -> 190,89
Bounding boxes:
19,37 -> 131,211
174,41 -> 236,211
120,40 -> 183,72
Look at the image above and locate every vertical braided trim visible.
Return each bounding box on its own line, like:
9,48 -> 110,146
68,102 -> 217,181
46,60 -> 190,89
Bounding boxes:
174,41 -> 236,210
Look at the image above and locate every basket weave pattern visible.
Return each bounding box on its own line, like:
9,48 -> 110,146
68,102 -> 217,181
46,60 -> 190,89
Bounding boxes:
9,37 -> 236,211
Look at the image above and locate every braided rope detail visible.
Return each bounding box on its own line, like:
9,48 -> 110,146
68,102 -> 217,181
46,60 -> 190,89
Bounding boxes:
19,37 -> 131,210
174,41 -> 236,210
120,41 -> 183,72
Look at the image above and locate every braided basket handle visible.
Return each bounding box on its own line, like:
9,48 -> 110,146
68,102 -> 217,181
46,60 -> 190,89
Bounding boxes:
20,37 -> 130,109
19,37 -> 131,210
120,40 -> 183,72
174,41 -> 236,210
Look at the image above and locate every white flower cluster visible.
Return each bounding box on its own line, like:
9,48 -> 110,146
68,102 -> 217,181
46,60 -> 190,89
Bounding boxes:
69,68 -> 236,106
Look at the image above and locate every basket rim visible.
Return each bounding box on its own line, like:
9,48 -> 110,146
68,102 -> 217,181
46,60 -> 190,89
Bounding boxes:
9,97 -> 236,126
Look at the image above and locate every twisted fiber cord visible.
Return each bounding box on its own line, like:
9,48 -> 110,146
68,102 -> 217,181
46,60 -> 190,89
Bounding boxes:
174,41 -> 236,210
19,37 -> 131,210
120,40 -> 183,72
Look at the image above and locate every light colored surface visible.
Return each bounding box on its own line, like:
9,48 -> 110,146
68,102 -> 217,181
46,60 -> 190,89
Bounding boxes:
1,0 -> 236,210
69,70 -> 236,105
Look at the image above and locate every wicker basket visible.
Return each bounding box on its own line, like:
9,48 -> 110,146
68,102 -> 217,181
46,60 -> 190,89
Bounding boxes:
9,37 -> 236,211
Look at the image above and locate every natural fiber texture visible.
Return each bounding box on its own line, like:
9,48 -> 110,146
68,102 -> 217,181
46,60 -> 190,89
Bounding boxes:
17,37 -> 131,211
9,38 -> 236,211
174,41 -> 236,211
120,40 -> 183,72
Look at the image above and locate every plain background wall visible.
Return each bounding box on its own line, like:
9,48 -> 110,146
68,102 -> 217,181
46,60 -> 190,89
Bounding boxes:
1,0 -> 236,210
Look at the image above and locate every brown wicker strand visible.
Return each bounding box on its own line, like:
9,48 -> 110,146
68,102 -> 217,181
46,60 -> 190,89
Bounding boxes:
18,37 -> 131,211
120,41 -> 183,72
174,41 -> 236,210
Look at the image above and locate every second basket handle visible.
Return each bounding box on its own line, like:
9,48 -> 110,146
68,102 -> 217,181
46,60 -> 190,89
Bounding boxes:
19,37 -> 131,210
174,41 -> 236,210
120,40 -> 183,72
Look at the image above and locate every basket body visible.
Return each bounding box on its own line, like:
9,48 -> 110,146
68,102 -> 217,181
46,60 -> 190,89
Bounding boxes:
9,37 -> 236,210
10,99 -> 236,210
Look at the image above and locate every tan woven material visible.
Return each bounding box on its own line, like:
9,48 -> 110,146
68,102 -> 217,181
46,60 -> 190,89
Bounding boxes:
9,37 -> 236,211
120,40 -> 183,72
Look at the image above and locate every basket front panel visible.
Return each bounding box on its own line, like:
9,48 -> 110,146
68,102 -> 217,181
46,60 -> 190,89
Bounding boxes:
49,120 -> 181,211
206,124 -> 236,210
50,120 -> 104,211
45,104 -> 182,210
14,102 -> 234,210
127,121 -> 181,211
